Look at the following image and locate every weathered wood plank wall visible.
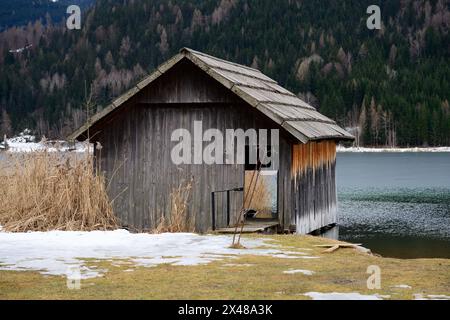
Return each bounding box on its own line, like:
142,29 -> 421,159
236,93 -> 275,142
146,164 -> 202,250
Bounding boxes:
94,103 -> 294,232
291,141 -> 337,234
90,60 -> 293,232
88,59 -> 338,234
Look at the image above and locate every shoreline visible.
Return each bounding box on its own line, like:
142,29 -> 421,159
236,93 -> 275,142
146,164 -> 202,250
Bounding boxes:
3,139 -> 450,154
3,143 -> 450,154
337,146 -> 450,153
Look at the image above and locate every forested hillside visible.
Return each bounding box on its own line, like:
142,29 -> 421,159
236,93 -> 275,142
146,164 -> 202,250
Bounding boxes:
0,0 -> 449,146
0,0 -> 94,31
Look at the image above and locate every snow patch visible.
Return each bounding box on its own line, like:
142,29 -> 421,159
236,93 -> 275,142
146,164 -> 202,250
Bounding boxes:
392,284 -> 412,289
414,293 -> 450,300
283,269 -> 314,275
427,295 -> 450,300
304,292 -> 383,300
223,263 -> 254,267
376,294 -> 391,299
0,230 -> 306,278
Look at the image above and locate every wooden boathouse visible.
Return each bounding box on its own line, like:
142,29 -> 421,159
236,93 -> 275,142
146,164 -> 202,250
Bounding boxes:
69,48 -> 353,234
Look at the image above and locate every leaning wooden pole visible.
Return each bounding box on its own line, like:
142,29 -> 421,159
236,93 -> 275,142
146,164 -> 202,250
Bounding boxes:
231,167 -> 258,246
231,152 -> 266,248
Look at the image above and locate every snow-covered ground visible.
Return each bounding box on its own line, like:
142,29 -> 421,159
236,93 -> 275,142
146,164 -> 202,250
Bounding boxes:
1,228 -> 448,300
337,145 -> 450,153
0,229 -> 316,279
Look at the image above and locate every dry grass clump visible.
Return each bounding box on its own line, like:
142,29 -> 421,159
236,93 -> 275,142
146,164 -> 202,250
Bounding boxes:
229,242 -> 246,249
0,152 -> 118,232
154,179 -> 195,233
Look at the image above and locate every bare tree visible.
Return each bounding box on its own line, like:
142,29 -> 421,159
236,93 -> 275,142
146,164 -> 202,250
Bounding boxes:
358,99 -> 367,146
157,25 -> 169,54
0,109 -> 12,138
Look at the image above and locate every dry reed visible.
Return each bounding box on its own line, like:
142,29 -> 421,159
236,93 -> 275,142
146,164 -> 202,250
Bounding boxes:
0,152 -> 118,232
244,171 -> 272,217
154,179 -> 194,233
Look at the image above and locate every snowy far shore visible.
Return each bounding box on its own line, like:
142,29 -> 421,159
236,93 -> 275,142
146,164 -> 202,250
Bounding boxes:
0,130 -> 90,153
3,131 -> 449,154
337,145 -> 450,153
6,142 -> 450,154
4,139 -> 90,153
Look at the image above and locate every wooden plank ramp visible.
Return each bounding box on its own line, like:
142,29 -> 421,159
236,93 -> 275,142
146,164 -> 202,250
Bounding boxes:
215,220 -> 279,234
314,243 -> 363,253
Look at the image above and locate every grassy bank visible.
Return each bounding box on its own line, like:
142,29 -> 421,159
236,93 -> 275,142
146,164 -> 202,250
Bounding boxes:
1,234 -> 448,300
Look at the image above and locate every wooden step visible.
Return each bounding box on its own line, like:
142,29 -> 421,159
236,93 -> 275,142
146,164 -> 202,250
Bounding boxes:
215,220 -> 279,234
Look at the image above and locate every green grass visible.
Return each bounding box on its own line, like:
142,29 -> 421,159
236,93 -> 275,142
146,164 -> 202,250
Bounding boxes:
0,234 -> 449,299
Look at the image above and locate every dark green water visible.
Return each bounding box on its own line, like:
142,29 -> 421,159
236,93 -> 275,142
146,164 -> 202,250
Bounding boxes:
336,152 -> 450,259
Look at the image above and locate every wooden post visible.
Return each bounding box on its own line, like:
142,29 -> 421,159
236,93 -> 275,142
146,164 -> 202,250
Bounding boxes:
211,192 -> 216,231
226,190 -> 230,226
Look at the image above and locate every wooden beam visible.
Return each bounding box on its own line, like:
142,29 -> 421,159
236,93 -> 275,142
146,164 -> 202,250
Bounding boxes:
314,243 -> 363,253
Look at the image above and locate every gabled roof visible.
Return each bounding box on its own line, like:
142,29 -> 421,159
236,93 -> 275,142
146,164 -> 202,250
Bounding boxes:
69,48 -> 354,143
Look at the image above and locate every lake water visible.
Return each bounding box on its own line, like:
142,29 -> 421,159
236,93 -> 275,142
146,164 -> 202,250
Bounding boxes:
336,152 -> 450,259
